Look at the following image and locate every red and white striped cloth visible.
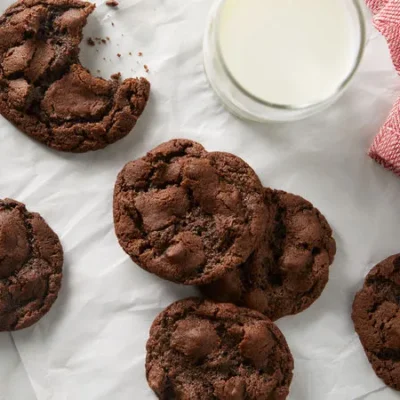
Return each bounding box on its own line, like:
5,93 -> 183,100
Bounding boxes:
367,0 -> 400,176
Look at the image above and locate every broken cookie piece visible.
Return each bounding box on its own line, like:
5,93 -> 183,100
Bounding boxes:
0,0 -> 150,152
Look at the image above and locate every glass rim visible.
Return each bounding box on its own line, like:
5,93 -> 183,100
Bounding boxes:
214,0 -> 367,111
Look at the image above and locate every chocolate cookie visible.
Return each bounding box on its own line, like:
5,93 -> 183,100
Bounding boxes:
0,199 -> 63,331
352,254 -> 400,390
146,298 -> 294,400
113,139 -> 266,285
201,189 -> 336,321
0,0 -> 150,152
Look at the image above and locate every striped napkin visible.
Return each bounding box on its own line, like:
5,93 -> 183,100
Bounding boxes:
367,0 -> 400,176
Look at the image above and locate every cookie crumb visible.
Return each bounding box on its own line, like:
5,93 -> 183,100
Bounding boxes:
97,69 -> 101,73
106,1 -> 119,7
144,64 -> 149,73
112,22 -> 115,26
87,37 -> 95,46
101,39 -> 107,44
138,52 -> 143,57
117,53 -> 121,58
111,72 -> 122,81
129,52 -> 132,56
106,37 -> 110,41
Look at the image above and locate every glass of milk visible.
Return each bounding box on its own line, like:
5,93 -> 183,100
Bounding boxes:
203,0 -> 367,122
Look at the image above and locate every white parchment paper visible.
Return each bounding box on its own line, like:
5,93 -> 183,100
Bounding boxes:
1,1 -> 400,399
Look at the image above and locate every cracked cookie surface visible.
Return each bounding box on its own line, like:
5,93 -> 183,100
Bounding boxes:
146,298 -> 294,400
113,139 -> 266,285
0,0 -> 150,152
352,254 -> 400,390
201,189 -> 336,321
0,198 -> 63,331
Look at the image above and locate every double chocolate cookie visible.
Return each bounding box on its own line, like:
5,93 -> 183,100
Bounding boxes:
201,189 -> 336,321
352,254 -> 400,390
113,139 -> 266,285
0,199 -> 63,331
146,298 -> 294,400
0,0 -> 150,152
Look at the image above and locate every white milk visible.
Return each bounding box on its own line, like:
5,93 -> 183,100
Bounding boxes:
218,0 -> 359,107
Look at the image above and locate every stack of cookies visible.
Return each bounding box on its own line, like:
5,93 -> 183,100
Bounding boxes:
113,139 -> 337,399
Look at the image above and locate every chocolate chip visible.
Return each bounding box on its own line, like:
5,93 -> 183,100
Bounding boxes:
171,319 -> 220,361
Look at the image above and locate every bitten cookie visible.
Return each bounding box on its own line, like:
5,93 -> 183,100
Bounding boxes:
0,198 -> 63,331
146,298 -> 294,400
113,139 -> 267,285
201,189 -> 336,320
352,254 -> 400,391
0,0 -> 150,152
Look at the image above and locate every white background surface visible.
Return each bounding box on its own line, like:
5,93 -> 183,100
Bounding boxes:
1,1 -> 400,399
